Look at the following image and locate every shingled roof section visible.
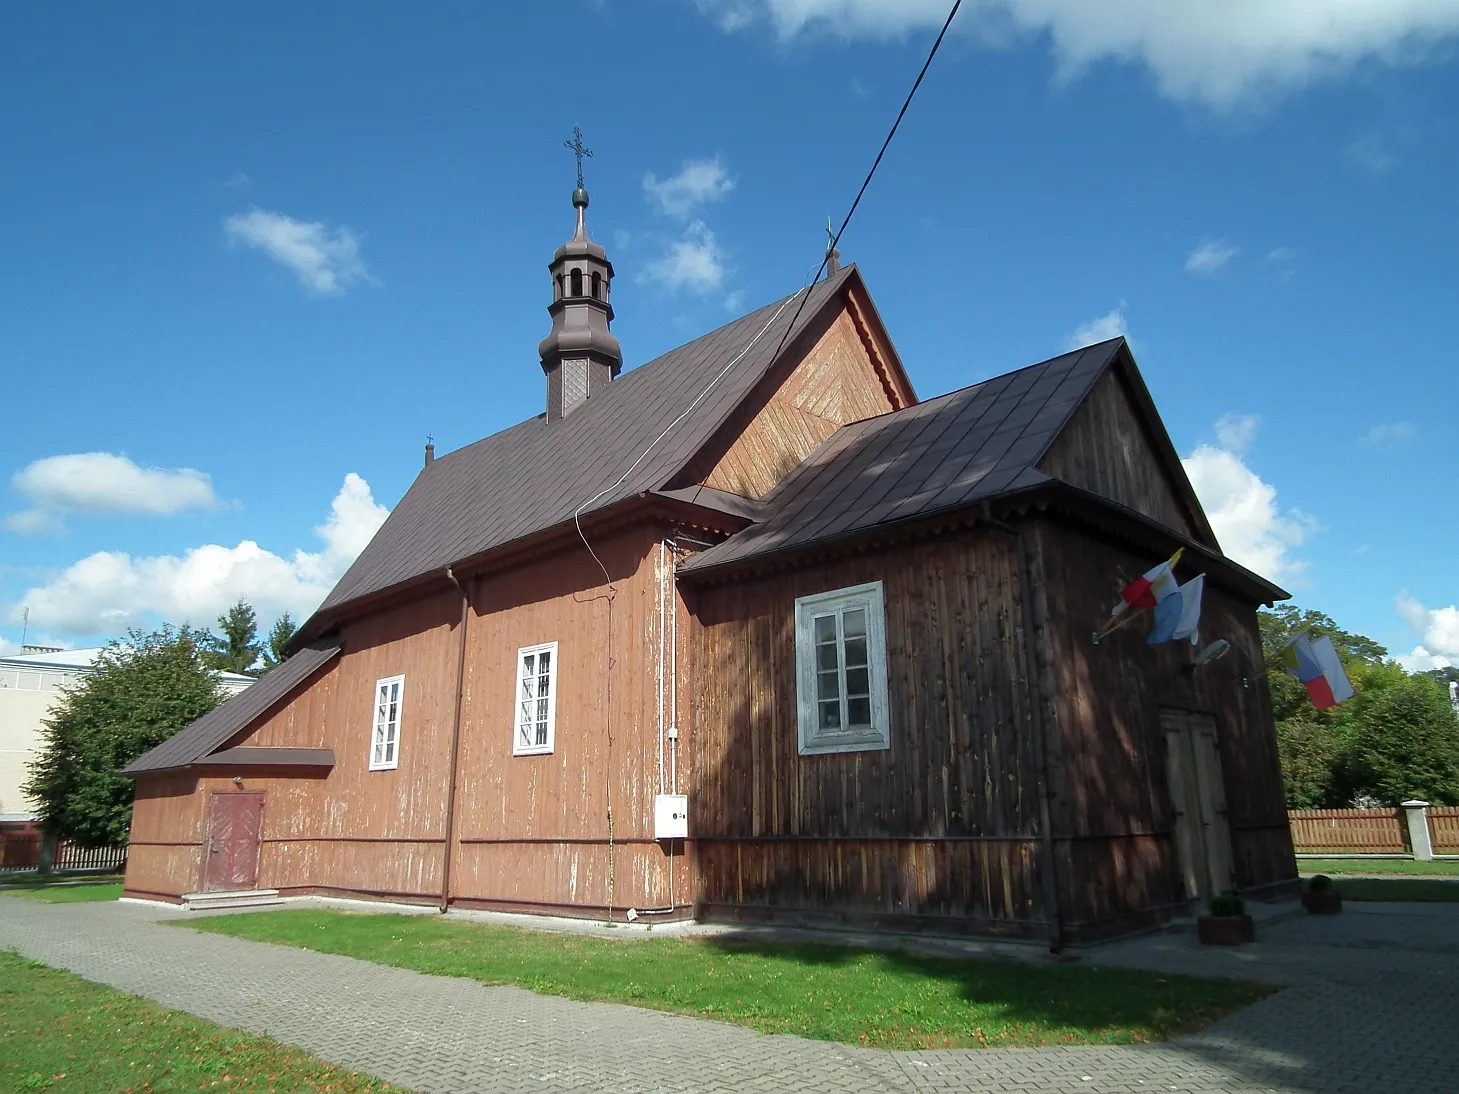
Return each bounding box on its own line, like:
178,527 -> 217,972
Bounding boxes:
311,267 -> 858,625
121,639 -> 342,776
680,339 -> 1126,575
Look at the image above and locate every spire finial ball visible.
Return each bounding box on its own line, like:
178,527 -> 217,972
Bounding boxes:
572,187 -> 590,208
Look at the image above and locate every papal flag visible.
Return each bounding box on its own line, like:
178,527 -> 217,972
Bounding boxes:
1281,633 -> 1356,711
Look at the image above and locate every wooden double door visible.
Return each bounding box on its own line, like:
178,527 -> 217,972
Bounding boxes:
1161,710 -> 1234,905
201,791 -> 265,893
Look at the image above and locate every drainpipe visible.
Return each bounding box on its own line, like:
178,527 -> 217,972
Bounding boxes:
982,501 -> 1066,953
440,567 -> 471,914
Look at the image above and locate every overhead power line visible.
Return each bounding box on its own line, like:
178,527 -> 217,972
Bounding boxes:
767,0 -> 964,365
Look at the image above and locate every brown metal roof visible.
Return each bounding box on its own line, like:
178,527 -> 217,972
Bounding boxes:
121,639 -> 342,776
307,267 -> 859,630
680,339 -> 1126,574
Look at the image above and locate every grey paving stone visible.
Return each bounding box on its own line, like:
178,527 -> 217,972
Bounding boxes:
2,895 -> 1456,1092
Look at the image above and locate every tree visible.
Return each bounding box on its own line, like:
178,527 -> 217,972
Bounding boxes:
203,599 -> 261,675
1346,674 -> 1459,805
260,613 -> 298,672
23,626 -> 223,847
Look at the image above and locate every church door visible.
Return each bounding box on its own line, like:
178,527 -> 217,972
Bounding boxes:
201,791 -> 265,892
1161,710 -> 1234,906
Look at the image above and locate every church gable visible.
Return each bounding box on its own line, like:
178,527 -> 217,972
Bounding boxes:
694,293 -> 912,501
1038,366 -> 1206,541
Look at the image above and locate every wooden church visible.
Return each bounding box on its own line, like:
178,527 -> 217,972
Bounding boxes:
123,175 -> 1298,944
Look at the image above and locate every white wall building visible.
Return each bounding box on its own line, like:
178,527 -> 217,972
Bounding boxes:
0,646 -> 254,821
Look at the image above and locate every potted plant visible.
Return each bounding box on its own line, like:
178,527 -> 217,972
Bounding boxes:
1197,893 -> 1256,945
1301,874 -> 1342,914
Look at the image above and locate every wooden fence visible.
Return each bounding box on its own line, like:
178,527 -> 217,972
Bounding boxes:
1430,807 -> 1459,855
1289,806 -> 1459,856
0,826 -> 127,875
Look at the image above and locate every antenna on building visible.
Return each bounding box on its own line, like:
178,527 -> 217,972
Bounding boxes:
824,217 -> 842,276
20,607 -> 28,648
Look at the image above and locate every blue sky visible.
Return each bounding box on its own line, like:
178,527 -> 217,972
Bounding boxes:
2,1 -> 1456,667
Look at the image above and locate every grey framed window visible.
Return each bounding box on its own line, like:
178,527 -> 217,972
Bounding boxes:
793,582 -> 890,755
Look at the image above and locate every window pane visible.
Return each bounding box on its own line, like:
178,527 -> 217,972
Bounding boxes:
520,674 -> 536,702
519,722 -> 532,748
844,636 -> 868,668
842,608 -> 866,638
847,696 -> 872,727
389,682 -> 399,704
519,701 -> 534,729
817,669 -> 840,702
538,650 -> 551,674
814,615 -> 836,643
388,701 -> 398,725
818,699 -> 841,730
846,666 -> 870,697
536,720 -> 547,746
385,740 -> 395,763
816,642 -> 839,672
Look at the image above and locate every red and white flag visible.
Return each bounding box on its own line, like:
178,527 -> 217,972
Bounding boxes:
1109,548 -> 1184,619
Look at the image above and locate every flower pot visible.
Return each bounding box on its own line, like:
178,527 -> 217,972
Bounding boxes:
1197,913 -> 1255,945
1302,890 -> 1342,915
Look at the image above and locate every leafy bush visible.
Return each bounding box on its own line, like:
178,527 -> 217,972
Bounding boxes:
1208,893 -> 1245,917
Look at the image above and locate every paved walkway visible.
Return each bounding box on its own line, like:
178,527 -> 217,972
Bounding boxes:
2,895 -> 1456,1093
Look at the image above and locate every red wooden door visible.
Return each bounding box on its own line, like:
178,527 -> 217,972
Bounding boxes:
201,792 -> 265,892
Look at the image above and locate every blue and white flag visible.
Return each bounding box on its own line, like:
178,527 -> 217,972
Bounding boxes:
1148,574 -> 1204,645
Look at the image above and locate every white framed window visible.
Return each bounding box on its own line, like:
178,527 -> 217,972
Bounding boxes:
370,675 -> 404,771
513,642 -> 558,756
794,581 -> 890,756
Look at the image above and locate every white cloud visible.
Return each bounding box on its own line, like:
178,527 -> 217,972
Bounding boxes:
1346,130 -> 1397,174
224,209 -> 370,295
0,637 -> 18,655
1182,417 -> 1317,583
640,221 -> 728,294
7,452 -> 220,535
1185,238 -> 1240,274
695,1 -> 1459,108
1065,307 -> 1127,350
1361,421 -> 1415,448
643,157 -> 737,219
1395,592 -> 1459,671
1266,246 -> 1297,263
7,474 -> 388,638
1214,412 -> 1259,457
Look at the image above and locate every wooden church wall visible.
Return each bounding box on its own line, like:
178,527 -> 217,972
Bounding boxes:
446,520 -> 691,918
697,302 -> 905,501
1038,370 -> 1199,539
1032,519 -> 1296,936
687,528 -> 1051,937
124,588 -> 465,903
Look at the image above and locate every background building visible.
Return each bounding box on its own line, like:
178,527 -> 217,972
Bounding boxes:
0,646 -> 254,822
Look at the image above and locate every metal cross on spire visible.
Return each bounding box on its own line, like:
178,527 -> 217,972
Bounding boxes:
564,125 -> 593,191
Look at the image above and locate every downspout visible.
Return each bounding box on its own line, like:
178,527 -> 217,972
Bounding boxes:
982,501 -> 1065,953
440,567 -> 471,914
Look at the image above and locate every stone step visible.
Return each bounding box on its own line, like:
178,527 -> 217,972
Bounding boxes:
181,889 -> 284,911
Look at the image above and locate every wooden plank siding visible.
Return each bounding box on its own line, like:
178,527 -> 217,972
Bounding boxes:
1034,518 -> 1297,933
1038,369 -> 1199,539
126,523 -> 694,916
687,529 -> 1051,937
699,305 -> 904,500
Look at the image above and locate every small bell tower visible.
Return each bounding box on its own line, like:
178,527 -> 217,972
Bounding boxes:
538,126 -> 621,422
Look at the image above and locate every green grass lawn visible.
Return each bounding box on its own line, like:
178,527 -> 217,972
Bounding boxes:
1299,857 -> 1459,877
1322,876 -> 1459,902
177,910 -> 1271,1050
0,950 -> 395,1092
0,876 -> 122,903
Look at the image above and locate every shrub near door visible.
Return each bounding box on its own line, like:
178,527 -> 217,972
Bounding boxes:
1197,894 -> 1255,945
1301,874 -> 1343,914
